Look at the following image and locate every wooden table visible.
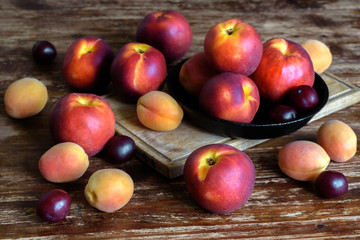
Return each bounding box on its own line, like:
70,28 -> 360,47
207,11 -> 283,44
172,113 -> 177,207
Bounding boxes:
1,0 -> 359,239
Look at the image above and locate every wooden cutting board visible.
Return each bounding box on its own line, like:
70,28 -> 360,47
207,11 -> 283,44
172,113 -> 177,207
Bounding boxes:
104,72 -> 360,179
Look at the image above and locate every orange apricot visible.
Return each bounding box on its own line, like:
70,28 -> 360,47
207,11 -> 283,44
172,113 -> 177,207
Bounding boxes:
300,39 -> 332,74
278,140 -> 330,181
4,77 -> 48,119
39,142 -> 89,183
136,90 -> 184,131
317,120 -> 357,162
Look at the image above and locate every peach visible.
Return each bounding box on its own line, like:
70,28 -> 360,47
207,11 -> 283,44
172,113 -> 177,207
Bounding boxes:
199,72 -> 260,123
300,39 -> 332,74
39,142 -> 89,183
4,77 -> 48,119
317,120 -> 357,162
204,18 -> 263,75
136,91 -> 184,131
278,140 -> 330,181
84,168 -> 134,213
179,52 -> 218,96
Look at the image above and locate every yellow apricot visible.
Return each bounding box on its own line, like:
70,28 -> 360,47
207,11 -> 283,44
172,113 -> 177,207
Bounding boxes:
300,39 -> 332,74
84,168 -> 134,213
317,120 -> 357,162
39,142 -> 89,183
278,140 -> 330,181
4,77 -> 48,119
136,90 -> 184,131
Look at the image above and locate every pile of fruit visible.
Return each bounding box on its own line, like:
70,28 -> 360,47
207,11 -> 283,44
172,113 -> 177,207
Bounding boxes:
3,10 -> 356,221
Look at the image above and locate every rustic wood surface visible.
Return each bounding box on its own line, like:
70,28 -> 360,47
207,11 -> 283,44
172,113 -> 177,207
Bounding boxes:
106,72 -> 360,179
0,0 -> 359,239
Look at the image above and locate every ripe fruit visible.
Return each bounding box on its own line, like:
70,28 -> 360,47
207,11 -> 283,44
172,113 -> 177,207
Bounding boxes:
49,93 -> 115,157
268,105 -> 298,123
251,38 -> 315,103
111,42 -> 167,103
300,39 -> 332,74
84,169 -> 134,213
62,36 -> 114,92
4,77 -> 48,119
179,52 -> 218,96
32,40 -> 57,64
288,85 -> 319,113
278,140 -> 330,181
317,120 -> 357,162
37,189 -> 72,223
204,18 -> 263,75
183,144 -> 256,214
136,10 -> 192,62
38,142 -> 89,183
105,135 -> 136,164
315,170 -> 348,198
137,91 -> 184,131
199,72 -> 260,123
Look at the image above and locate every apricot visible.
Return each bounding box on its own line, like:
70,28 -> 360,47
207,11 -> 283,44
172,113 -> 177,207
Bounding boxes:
84,168 -> 134,213
278,140 -> 330,181
4,77 -> 48,119
39,142 -> 89,183
136,90 -> 184,131
300,39 -> 332,74
317,120 -> 357,162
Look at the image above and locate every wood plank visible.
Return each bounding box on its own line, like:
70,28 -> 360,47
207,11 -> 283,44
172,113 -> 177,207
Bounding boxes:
105,71 -> 360,178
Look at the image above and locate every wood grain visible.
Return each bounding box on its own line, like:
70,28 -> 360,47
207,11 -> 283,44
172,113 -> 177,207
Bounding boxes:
105,72 -> 360,178
1,0 -> 359,239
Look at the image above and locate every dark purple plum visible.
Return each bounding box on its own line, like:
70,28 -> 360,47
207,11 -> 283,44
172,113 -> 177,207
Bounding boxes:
268,105 -> 298,123
32,40 -> 57,63
37,189 -> 71,223
288,85 -> 319,113
315,170 -> 348,198
105,135 -> 136,164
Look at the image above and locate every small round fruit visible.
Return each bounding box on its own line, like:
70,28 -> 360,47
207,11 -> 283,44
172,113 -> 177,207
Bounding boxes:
37,189 -> 72,223
84,169 -> 134,213
4,77 -> 48,119
137,91 -> 184,131
317,120 -> 357,162
300,39 -> 332,74
288,85 -> 319,113
105,135 -> 136,164
268,105 -> 298,123
278,140 -> 330,181
315,170 -> 348,198
32,40 -> 57,63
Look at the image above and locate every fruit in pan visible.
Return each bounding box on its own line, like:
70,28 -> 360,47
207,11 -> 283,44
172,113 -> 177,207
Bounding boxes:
137,91 -> 184,131
84,169 -> 134,213
39,142 -> 89,183
204,18 -> 263,76
300,39 -> 332,74
251,38 -> 315,103
111,42 -> 167,103
288,85 -> 319,113
317,120 -> 357,162
183,143 -> 256,214
49,93 -> 115,157
136,10 -> 192,62
62,36 -> 114,92
278,140 -> 330,181
4,77 -> 48,119
199,72 -> 260,124
179,52 -> 218,96
268,105 -> 298,123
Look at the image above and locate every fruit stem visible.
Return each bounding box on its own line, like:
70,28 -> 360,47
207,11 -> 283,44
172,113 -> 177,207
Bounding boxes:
207,157 -> 216,166
226,28 -> 233,35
